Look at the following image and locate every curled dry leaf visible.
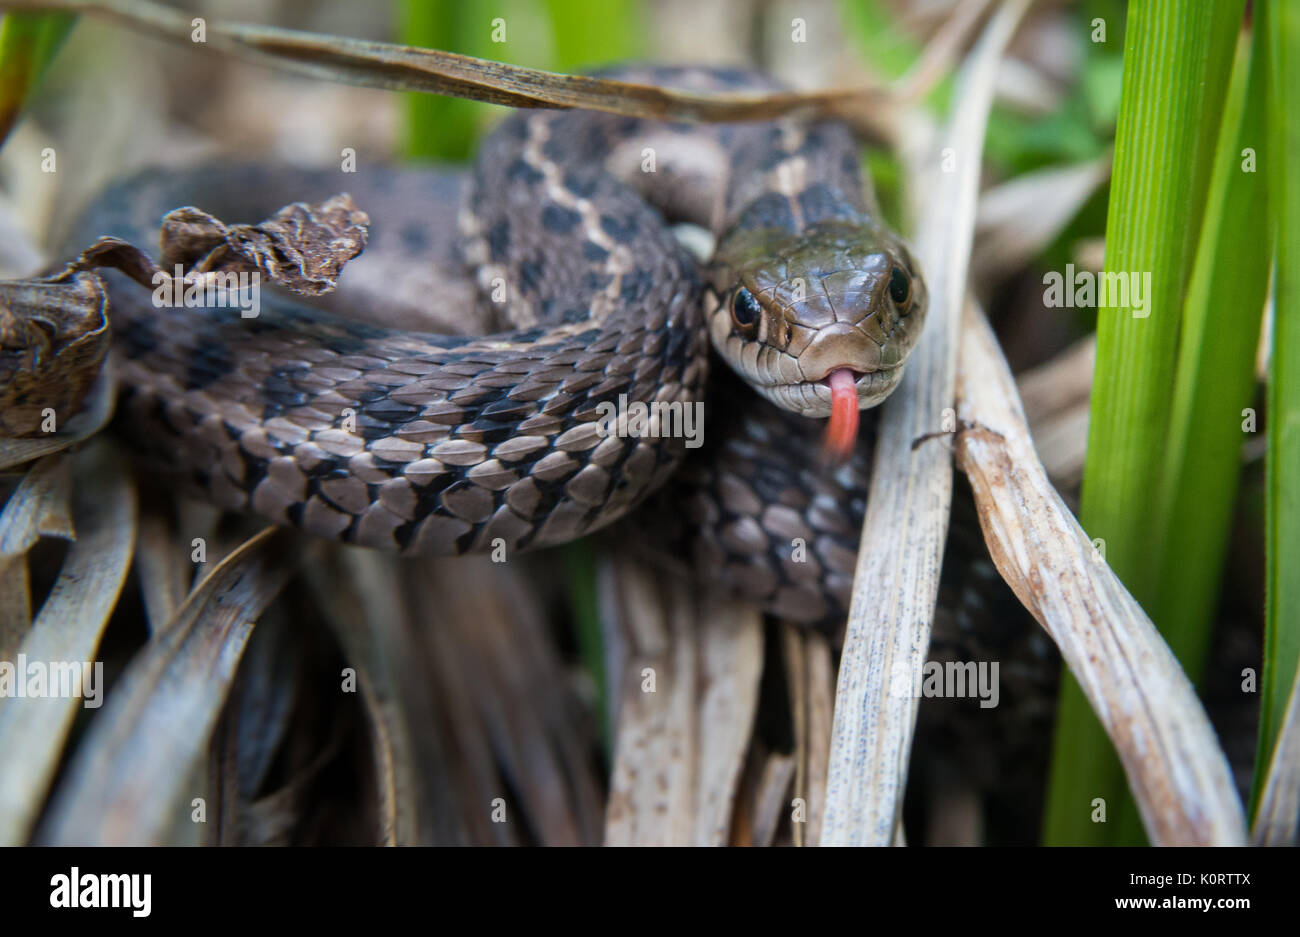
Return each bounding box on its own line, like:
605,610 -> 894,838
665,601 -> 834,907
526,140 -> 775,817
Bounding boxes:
0,271 -> 108,437
0,369 -> 116,471
156,195 -> 370,296
56,193 -> 369,298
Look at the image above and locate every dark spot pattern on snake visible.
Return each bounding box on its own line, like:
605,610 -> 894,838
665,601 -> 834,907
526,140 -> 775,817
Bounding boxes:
798,183 -> 863,225
733,192 -> 797,232
541,203 -> 583,234
506,159 -> 544,184
185,332 -> 234,390
599,214 -> 638,243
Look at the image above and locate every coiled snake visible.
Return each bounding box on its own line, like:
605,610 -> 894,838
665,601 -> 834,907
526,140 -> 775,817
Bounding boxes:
58,66 -> 932,627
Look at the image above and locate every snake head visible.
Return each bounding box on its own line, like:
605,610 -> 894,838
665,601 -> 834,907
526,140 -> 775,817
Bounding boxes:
706,219 -> 927,420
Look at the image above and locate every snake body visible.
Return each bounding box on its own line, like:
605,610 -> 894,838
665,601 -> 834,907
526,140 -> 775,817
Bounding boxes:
73,67 -> 927,626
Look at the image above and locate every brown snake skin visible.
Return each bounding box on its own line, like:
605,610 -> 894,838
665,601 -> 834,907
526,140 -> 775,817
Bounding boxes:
69,66 -> 930,627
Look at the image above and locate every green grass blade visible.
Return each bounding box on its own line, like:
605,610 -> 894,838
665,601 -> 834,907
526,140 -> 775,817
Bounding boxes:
1255,0 -> 1300,816
562,540 -> 608,753
399,0 -> 504,161
1154,30 -> 1270,692
0,11 -> 75,146
1044,0 -> 1246,847
542,0 -> 638,70
399,0 -> 643,161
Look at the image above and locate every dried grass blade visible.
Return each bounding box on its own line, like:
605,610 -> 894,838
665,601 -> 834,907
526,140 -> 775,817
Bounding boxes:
303,548 -> 445,846
38,525 -> 294,845
7,0 -> 882,123
781,623 -> 832,846
954,301 -> 1246,845
208,607 -> 308,846
695,594 -> 765,844
820,0 -> 1031,847
745,753 -> 796,847
0,443 -> 134,845
411,556 -> 605,845
0,452 -> 73,657
600,551 -> 763,845
895,0 -> 997,104
133,497 -> 191,634
0,557 -> 31,663
1252,661 -> 1300,845
0,452 -> 74,556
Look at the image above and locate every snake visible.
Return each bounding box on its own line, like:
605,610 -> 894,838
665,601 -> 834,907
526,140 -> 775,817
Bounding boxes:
20,65 -> 1075,819
48,65 -> 932,629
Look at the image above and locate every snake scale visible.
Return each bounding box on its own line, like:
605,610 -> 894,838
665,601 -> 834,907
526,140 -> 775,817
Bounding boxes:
68,66 -> 934,627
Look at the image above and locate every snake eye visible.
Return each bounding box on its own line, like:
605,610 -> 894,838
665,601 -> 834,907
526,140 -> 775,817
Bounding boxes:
730,287 -> 762,335
888,266 -> 911,308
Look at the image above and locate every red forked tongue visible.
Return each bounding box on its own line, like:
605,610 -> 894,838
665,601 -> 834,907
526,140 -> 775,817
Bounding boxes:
823,368 -> 860,462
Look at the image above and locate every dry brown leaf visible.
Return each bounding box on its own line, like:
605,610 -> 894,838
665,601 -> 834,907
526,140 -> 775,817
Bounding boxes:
0,272 -> 109,437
